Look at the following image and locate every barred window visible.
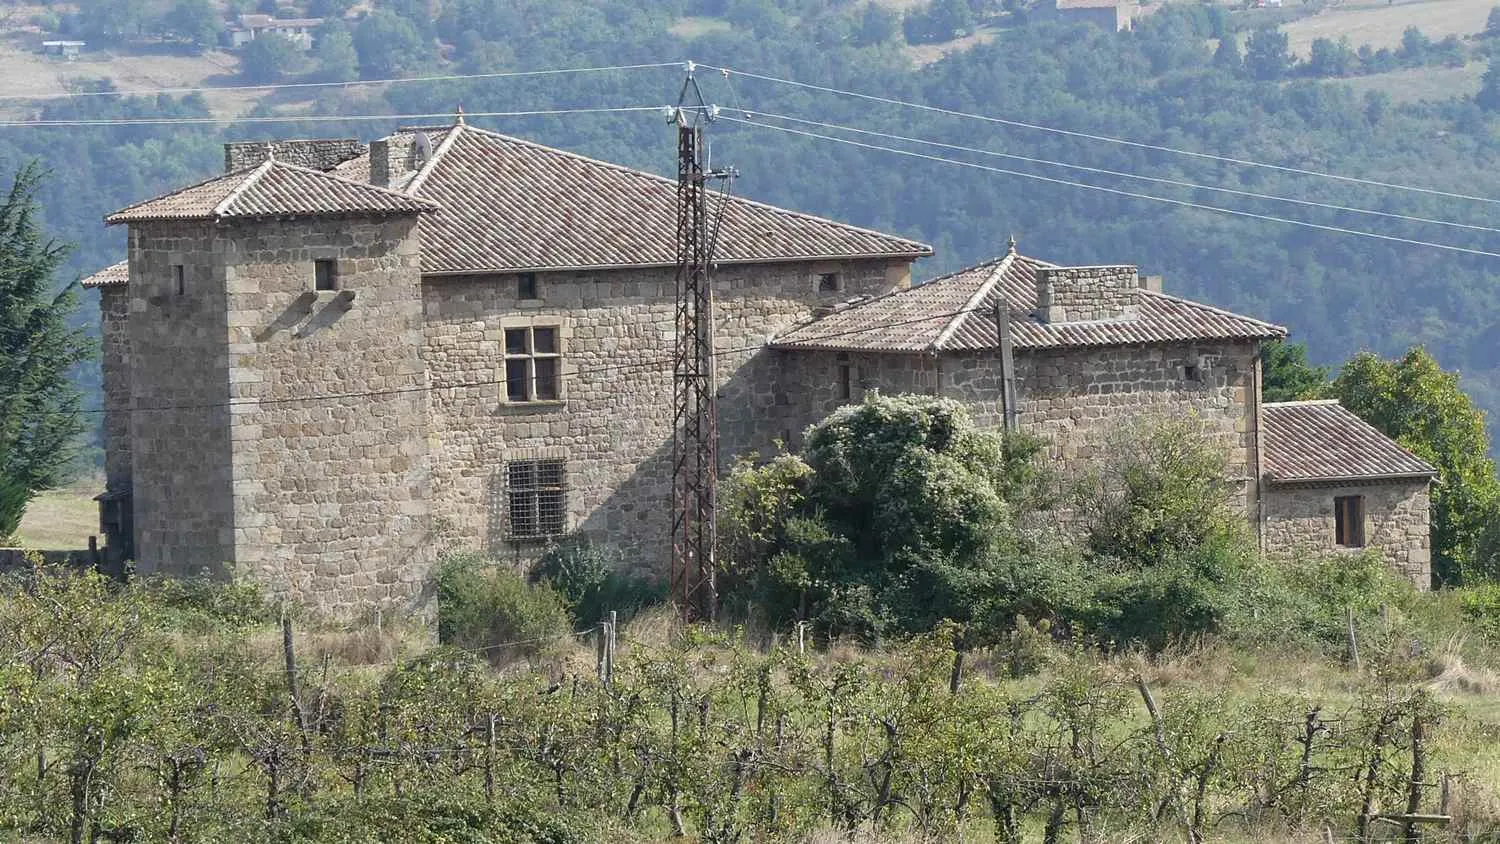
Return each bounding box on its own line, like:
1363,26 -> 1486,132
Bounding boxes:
508,459 -> 566,539
504,325 -> 562,402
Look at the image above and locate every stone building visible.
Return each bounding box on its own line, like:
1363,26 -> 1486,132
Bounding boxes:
83,124 -> 1439,613
1037,0 -> 1143,32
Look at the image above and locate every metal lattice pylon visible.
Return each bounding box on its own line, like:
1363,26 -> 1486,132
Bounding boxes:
670,121 -> 717,622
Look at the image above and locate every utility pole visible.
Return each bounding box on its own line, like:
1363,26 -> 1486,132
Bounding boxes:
669,64 -> 733,623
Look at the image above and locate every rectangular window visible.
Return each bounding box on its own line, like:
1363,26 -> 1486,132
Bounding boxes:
508,459 -> 566,539
517,272 -> 539,300
818,272 -> 842,293
837,359 -> 852,401
172,264 -> 185,296
314,259 -> 337,291
1184,364 -> 1200,382
503,325 -> 562,402
1335,495 -> 1365,548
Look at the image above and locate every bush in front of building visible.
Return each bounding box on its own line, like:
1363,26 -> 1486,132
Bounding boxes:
434,552 -> 571,665
530,534 -> 665,628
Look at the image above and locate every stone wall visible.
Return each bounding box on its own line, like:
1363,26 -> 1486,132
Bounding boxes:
125,221 -> 236,577
1263,480 -> 1432,588
1035,266 -> 1140,323
99,285 -> 132,494
421,258 -> 910,573
770,348 -> 943,448
222,215 -> 433,615
224,139 -> 366,173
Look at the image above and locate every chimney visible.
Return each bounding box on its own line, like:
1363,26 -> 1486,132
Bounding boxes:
223,138 -> 366,173
1141,274 -> 1163,293
1034,265 -> 1140,323
370,130 -> 435,187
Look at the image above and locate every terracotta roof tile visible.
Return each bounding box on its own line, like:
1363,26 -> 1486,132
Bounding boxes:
772,251 -> 1286,352
1263,400 -> 1436,483
105,160 -> 438,224
401,125 -> 931,274
80,261 -> 128,288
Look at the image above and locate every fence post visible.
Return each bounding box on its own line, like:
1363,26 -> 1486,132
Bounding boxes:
1346,606 -> 1362,672
797,621 -> 806,657
596,621 -> 608,684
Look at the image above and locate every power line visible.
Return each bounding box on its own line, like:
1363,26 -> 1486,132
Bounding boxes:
721,116 -> 1500,260
705,63 -> 1500,207
735,109 -> 1500,236
0,106 -> 666,128
17,306 -> 981,417
0,61 -> 678,102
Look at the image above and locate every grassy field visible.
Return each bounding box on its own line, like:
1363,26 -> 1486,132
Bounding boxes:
14,481 -> 98,549
667,15 -> 734,39
1283,0 -> 1495,57
1340,61 -> 1486,101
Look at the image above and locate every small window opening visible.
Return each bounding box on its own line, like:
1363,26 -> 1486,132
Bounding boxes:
1183,364 -> 1200,382
837,354 -> 853,401
172,264 -> 185,296
1335,495 -> 1366,548
818,272 -> 842,293
314,259 -> 337,291
517,272 -> 539,300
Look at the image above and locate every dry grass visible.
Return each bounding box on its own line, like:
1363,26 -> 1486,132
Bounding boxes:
667,16 -> 734,39
903,24 -> 1006,67
1282,0 -> 1495,57
1339,62 -> 1485,102
14,480 -> 99,549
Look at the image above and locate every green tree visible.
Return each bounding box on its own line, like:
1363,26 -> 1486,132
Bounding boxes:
1212,33 -> 1242,72
1328,348 -> 1500,585
1398,25 -> 1432,65
0,165 -> 92,541
239,32 -> 301,83
1307,36 -> 1356,77
164,0 -> 222,50
1244,26 -> 1293,80
1488,5 -> 1500,38
1479,61 -> 1500,111
353,10 -> 431,78
314,21 -> 359,82
1261,338 -> 1329,402
855,1 -> 900,46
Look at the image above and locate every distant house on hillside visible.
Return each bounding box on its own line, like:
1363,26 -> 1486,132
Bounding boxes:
40,40 -> 86,59
225,14 -> 323,49
82,125 -> 1438,616
1037,0 -> 1142,32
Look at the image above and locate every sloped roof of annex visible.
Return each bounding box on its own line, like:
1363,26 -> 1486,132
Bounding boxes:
770,247 -> 1287,353
1262,400 -> 1437,484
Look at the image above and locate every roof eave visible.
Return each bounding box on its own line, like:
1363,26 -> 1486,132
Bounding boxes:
420,250 -> 930,277
1266,471 -> 1438,486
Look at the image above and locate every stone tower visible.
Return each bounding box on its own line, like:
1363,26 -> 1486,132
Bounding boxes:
105,158 -> 440,614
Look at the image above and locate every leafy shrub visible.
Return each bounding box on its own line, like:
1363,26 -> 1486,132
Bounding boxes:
435,552 -> 570,664
136,573 -> 273,630
1458,583 -> 1500,641
530,534 -> 664,627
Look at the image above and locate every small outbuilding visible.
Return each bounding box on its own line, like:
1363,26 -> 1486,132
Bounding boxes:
1261,400 -> 1437,587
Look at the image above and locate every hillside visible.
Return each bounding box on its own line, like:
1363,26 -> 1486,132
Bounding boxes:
3,0 -> 1500,438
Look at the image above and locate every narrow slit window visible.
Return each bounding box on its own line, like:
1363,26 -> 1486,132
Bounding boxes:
314,259 -> 338,291
517,272 -> 539,300
172,264 -> 185,296
508,459 -> 566,539
503,325 -> 563,402
818,272 -> 842,293
1334,495 -> 1365,548
837,360 -> 853,401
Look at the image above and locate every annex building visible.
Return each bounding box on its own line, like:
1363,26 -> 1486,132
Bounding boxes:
84,124 -> 1437,614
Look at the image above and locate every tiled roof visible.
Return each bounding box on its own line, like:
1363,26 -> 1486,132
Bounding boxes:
771,251 -> 1286,352
1263,400 -> 1437,484
80,261 -> 128,288
398,124 -> 931,274
105,159 -> 438,224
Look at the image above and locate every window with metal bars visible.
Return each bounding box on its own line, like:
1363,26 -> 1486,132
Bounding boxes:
507,459 -> 566,540
504,325 -> 562,402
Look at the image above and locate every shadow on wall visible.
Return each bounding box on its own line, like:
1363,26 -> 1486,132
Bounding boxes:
480,346 -> 788,580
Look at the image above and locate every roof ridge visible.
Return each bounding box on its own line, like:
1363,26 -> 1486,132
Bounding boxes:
437,124 -> 930,253
1263,399 -> 1340,407
213,158 -> 274,218
405,122 -> 465,196
933,252 -> 1013,351
103,163 -> 261,224
267,158 -> 442,205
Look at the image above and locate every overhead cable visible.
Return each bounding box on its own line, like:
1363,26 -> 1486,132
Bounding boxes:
0,106 -> 666,127
722,116 -> 1500,259
735,109 -> 1500,235
705,62 -> 1500,206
